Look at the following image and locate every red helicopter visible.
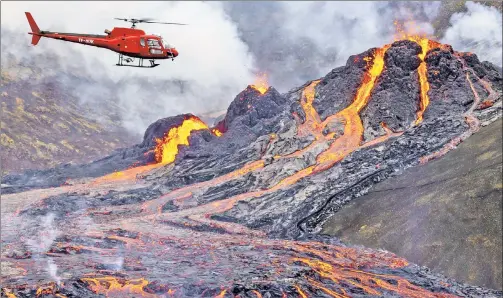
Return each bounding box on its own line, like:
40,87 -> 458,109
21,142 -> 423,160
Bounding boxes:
25,12 -> 187,68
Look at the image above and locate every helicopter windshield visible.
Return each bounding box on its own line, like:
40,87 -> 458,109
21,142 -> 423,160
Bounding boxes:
147,39 -> 161,48
160,38 -> 172,49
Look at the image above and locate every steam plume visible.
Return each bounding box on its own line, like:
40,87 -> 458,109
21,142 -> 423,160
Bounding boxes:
441,1 -> 502,66
24,213 -> 62,285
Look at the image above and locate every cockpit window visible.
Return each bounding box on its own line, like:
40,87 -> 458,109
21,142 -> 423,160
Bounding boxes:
147,39 -> 161,48
140,38 -> 145,47
161,38 -> 171,49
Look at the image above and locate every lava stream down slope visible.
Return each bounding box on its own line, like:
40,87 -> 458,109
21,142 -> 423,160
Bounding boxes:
1,38 -> 502,298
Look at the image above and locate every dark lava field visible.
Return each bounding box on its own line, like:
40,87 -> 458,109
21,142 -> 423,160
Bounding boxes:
1,36 -> 502,297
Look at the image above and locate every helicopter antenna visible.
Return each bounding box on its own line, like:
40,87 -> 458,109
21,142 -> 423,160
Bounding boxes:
114,17 -> 188,28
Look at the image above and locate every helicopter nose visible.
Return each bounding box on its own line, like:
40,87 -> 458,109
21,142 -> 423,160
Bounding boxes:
170,48 -> 178,57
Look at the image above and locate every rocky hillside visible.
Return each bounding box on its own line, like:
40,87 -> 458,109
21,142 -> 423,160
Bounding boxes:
0,33 -> 141,174
1,38 -> 502,297
322,117 -> 502,290
0,66 -> 137,174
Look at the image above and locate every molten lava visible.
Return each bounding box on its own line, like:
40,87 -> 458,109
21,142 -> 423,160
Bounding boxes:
411,38 -> 442,125
165,44 -> 396,227
393,20 -> 443,126
91,116 -> 219,185
316,45 -> 390,167
298,80 -> 323,137
211,128 -> 223,137
295,285 -> 308,298
81,276 -> 153,298
3,289 -> 17,298
251,73 -> 269,95
154,116 -> 209,164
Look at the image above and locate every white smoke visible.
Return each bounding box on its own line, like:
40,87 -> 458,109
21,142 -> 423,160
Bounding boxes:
101,253 -> 125,271
441,1 -> 503,66
25,213 -> 62,286
1,1 -> 257,136
223,1 -> 441,91
25,213 -> 60,253
224,1 -> 501,91
47,258 -> 62,286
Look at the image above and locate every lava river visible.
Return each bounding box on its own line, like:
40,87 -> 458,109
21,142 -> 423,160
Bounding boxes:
1,37 -> 500,298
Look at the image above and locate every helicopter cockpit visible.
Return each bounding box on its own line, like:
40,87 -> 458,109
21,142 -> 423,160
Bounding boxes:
147,38 -> 162,49
160,38 -> 172,49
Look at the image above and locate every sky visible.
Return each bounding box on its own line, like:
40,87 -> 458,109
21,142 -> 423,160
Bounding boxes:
1,1 -> 502,136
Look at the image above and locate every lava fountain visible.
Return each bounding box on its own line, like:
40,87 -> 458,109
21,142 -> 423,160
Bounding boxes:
154,115 -> 209,164
250,73 -> 269,95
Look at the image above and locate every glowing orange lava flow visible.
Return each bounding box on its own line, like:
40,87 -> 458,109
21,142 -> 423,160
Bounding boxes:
351,47 -> 389,112
91,116 -> 222,185
164,45 -> 397,233
295,285 -> 308,298
81,276 -> 154,298
298,80 -> 323,137
35,283 -> 59,297
418,60 -> 489,165
393,20 -> 442,126
155,116 -> 209,164
292,257 -> 457,298
251,73 -> 269,95
414,38 -> 431,125
3,289 -> 16,298
212,128 -> 223,137
316,45 -> 390,168
91,164 -> 161,185
409,38 -> 443,125
215,289 -> 227,298
168,45 -> 398,237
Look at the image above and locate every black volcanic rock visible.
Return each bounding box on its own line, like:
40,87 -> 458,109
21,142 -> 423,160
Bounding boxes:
222,86 -> 286,130
423,45 -> 477,118
361,40 -> 422,140
311,49 -> 374,121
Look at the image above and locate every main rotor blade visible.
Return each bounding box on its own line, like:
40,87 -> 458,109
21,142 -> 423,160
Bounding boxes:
113,17 -> 187,25
137,17 -> 156,22
141,21 -> 188,25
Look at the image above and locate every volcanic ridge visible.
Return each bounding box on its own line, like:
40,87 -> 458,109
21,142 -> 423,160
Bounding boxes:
1,34 -> 502,298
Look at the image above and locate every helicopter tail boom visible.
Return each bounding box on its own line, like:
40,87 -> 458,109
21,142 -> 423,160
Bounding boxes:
25,12 -> 42,45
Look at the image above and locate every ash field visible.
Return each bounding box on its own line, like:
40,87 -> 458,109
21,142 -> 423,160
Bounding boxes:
1,35 -> 503,297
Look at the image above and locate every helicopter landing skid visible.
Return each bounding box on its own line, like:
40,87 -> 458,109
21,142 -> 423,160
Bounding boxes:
115,54 -> 159,68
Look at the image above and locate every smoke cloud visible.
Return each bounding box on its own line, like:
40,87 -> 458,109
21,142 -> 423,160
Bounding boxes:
24,213 -> 62,285
1,1 -> 257,136
441,1 -> 503,66
1,1 -> 501,137
224,1 -> 501,92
